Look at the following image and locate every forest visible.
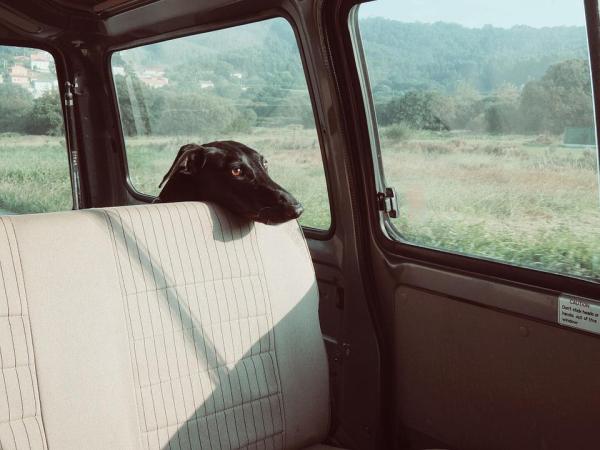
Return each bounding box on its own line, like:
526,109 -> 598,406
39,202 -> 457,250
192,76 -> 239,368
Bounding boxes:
0,18 -> 593,138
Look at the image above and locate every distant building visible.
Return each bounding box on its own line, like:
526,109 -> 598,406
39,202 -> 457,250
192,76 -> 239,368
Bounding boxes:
138,67 -> 168,88
10,65 -> 29,86
31,79 -> 58,98
231,72 -> 243,80
30,52 -> 52,73
142,67 -> 165,77
140,76 -> 169,88
113,66 -> 125,76
563,127 -> 596,148
199,80 -> 215,89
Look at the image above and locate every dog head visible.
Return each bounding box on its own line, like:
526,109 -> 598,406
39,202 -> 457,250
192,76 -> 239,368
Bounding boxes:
158,141 -> 304,225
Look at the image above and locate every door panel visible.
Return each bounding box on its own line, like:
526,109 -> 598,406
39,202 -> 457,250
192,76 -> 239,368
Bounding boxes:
315,263 -> 345,440
339,0 -> 600,447
393,278 -> 600,450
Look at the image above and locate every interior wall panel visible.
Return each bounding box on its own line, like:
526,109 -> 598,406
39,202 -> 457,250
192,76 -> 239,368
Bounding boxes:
394,286 -> 600,450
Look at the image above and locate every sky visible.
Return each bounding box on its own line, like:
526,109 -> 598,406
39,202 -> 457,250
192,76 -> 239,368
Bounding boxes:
359,0 -> 587,28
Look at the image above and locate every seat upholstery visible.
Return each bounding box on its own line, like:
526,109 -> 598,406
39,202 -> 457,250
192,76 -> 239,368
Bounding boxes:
0,218 -> 47,450
0,202 -> 331,450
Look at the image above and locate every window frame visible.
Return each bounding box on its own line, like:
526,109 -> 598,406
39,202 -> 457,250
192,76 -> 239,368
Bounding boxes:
105,13 -> 335,238
0,39 -> 76,213
348,1 -> 600,298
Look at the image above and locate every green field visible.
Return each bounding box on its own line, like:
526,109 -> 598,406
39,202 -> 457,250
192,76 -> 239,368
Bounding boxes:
0,134 -> 72,214
1,128 -> 599,280
381,130 -> 600,280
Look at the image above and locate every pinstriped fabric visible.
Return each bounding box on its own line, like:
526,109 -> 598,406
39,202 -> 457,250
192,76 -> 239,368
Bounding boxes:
104,203 -> 285,450
0,218 -> 47,450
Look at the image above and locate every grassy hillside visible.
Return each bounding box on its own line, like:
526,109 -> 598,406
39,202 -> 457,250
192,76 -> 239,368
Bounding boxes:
115,19 -> 588,96
360,19 -> 588,96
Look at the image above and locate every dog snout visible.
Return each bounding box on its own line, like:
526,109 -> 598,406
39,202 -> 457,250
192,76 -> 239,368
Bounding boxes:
282,202 -> 303,220
291,203 -> 304,217
275,189 -> 298,207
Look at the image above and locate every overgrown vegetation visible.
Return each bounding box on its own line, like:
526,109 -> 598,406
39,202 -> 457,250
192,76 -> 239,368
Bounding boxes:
0,20 -> 598,281
0,86 -> 63,136
0,130 -> 598,279
0,135 -> 71,213
378,129 -> 600,279
375,60 -> 594,135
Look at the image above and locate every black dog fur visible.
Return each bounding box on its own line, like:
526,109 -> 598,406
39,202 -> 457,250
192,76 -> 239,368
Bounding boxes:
158,140 -> 303,225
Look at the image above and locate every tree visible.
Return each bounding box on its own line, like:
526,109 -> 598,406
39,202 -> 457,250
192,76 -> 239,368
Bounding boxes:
378,91 -> 450,131
519,59 -> 593,134
0,84 -> 33,133
484,83 -> 520,134
485,101 -> 519,134
450,82 -> 483,130
26,90 -> 63,135
228,108 -> 257,133
150,91 -> 238,135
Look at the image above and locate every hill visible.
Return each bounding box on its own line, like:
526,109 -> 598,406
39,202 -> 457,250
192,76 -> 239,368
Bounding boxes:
359,18 -> 588,98
116,18 -> 589,98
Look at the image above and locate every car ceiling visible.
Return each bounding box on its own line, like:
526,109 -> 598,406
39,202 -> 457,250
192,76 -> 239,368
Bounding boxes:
0,0 -> 282,46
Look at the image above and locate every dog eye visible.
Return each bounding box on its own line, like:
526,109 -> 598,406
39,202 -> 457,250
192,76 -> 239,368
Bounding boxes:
231,167 -> 242,177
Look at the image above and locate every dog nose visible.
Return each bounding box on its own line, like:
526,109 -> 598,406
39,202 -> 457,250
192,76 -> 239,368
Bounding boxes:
291,203 -> 304,218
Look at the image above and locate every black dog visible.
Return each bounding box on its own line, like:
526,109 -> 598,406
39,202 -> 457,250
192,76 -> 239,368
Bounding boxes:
158,140 -> 303,225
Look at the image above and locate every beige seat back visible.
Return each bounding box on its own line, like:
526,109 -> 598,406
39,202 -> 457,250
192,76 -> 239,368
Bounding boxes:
0,202 -> 329,449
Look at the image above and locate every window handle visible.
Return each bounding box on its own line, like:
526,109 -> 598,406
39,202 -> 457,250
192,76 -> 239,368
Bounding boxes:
377,187 -> 398,219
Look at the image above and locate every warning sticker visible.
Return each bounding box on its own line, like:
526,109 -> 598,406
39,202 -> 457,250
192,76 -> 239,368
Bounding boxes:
558,295 -> 600,335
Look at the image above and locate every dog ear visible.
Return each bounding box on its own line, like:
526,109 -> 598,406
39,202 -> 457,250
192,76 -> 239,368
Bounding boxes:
159,144 -> 209,188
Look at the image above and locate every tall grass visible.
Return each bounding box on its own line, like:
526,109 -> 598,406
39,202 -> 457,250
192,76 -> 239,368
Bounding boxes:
0,135 -> 71,214
1,129 -> 598,280
380,129 -> 600,280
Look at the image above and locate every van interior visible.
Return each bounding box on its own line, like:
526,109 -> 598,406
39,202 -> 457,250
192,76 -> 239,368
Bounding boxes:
0,0 -> 599,449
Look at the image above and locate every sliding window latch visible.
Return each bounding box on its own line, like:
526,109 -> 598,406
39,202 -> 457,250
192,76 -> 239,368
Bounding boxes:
377,187 -> 399,219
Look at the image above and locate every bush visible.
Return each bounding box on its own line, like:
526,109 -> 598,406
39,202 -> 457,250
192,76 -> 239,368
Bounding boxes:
25,91 -> 64,136
383,122 -> 413,141
228,108 -> 257,133
485,102 -> 519,134
378,91 -> 450,131
152,92 -> 239,135
0,84 -> 33,133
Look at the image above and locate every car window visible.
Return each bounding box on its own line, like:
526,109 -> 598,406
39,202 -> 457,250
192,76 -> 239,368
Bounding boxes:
112,18 -> 331,230
355,0 -> 599,280
0,46 -> 71,215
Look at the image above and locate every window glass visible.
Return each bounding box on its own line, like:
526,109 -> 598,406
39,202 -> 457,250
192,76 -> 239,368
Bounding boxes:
357,0 -> 600,280
0,46 -> 71,214
112,18 -> 331,230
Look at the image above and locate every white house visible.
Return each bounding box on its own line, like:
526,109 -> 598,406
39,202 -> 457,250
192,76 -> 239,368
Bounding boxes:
32,79 -> 57,98
140,76 -> 168,88
30,52 -> 52,73
138,67 -> 168,88
10,65 -> 29,86
113,66 -> 126,76
199,80 -> 215,89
